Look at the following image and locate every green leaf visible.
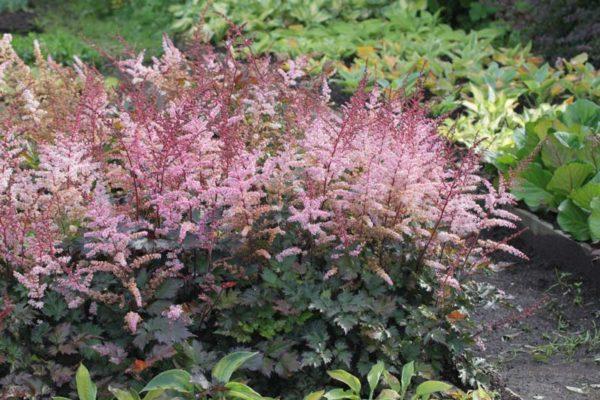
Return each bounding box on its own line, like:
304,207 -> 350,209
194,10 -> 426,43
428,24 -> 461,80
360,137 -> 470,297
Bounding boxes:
324,389 -> 360,400
562,99 -> 600,127
304,390 -> 325,400
142,390 -> 164,400
375,389 -> 400,400
225,382 -> 271,400
400,361 -> 414,396
108,387 -> 137,400
76,364 -> 97,400
413,381 -> 452,398
53,397 -> 72,400
212,351 -> 258,384
557,199 -> 591,241
588,198 -> 600,241
141,370 -> 192,393
553,131 -> 584,150
547,163 -> 595,195
327,370 -> 361,395
367,362 -> 385,400
383,371 -> 401,393
570,183 -> 600,211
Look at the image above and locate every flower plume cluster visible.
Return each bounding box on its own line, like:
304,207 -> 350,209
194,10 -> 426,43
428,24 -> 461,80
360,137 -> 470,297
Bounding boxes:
0,33 -> 523,320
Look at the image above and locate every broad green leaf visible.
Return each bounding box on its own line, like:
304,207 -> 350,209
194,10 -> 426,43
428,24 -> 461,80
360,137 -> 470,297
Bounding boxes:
53,397 -> 71,400
141,370 -> 192,393
324,388 -> 360,400
547,162 -> 595,195
541,138 -> 575,169
383,371 -> 401,393
212,351 -> 258,383
367,361 -> 385,400
304,390 -> 325,400
76,364 -> 97,400
553,131 -> 584,150
562,99 -> 600,127
375,389 -> 400,400
400,361 -> 414,396
142,390 -> 164,400
225,382 -> 270,400
588,198 -> 600,241
109,387 -> 137,400
570,183 -> 600,211
413,380 -> 452,398
557,199 -> 590,241
327,370 -> 361,395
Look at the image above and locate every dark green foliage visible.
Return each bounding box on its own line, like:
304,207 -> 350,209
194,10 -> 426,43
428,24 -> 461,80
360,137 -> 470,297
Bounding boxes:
492,0 -> 600,67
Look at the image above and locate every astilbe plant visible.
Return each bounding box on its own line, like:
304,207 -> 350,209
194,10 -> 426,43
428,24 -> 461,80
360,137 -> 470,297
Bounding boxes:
0,31 -> 524,394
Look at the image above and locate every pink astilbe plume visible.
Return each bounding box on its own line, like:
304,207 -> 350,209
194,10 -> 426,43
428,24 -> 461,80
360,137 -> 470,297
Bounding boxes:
0,31 -> 524,318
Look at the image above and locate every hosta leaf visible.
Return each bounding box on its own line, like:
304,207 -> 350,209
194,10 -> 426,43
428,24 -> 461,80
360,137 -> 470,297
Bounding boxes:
108,387 -> 137,400
547,162 -> 595,195
327,370 -> 361,395
414,381 -> 453,398
141,370 -> 192,393
376,389 -> 400,400
367,361 -> 385,400
557,199 -> 590,241
225,382 -> 271,400
400,361 -> 414,396
212,351 -> 258,383
304,390 -> 325,400
76,364 -> 97,400
570,183 -> 600,211
323,388 -> 360,400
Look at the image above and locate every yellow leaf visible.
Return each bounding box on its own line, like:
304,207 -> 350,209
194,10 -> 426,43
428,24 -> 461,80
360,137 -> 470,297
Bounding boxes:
356,46 -> 376,59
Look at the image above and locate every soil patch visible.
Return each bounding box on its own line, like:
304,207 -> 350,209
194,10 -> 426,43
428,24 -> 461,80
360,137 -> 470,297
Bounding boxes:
473,254 -> 600,399
0,10 -> 36,34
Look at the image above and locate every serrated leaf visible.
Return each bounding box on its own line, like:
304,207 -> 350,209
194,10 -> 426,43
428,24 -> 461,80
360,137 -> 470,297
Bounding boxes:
547,163 -> 595,195
212,351 -> 258,383
327,370 -> 361,395
558,199 -> 591,241
141,370 -> 192,393
76,364 -> 97,400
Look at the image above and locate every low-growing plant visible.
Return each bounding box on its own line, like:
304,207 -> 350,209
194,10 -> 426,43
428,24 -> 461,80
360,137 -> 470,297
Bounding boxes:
0,30 -> 523,396
55,351 -> 492,400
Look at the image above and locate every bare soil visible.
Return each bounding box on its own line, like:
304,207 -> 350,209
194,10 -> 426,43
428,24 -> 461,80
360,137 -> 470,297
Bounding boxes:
473,254 -> 600,400
0,10 -> 36,34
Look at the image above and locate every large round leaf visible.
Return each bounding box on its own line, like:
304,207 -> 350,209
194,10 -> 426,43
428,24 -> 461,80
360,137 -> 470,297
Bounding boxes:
557,199 -> 591,241
547,162 -> 595,195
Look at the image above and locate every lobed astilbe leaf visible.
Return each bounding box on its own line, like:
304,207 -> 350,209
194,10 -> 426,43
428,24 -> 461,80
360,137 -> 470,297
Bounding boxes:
0,29 -> 523,331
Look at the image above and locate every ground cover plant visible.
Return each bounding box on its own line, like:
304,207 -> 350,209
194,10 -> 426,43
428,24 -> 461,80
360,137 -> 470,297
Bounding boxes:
9,0 -> 179,67
170,0 -> 600,158
0,28 -> 524,398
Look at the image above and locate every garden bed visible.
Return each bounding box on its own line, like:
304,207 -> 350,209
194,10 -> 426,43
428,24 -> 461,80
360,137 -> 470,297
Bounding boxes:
512,207 -> 600,288
474,254 -> 600,399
